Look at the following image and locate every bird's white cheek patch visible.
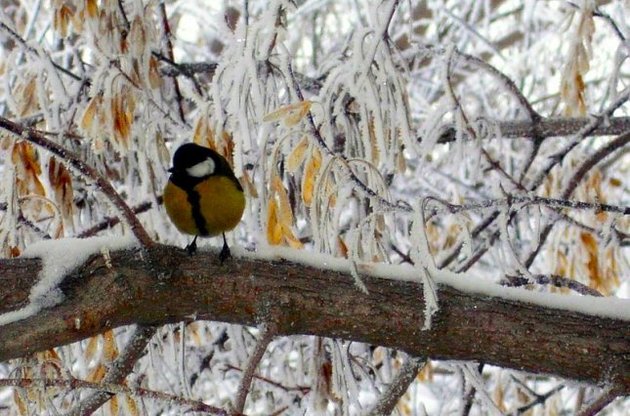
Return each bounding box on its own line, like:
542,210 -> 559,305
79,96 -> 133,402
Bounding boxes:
187,158 -> 216,177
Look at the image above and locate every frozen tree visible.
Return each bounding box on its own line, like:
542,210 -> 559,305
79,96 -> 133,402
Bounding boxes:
0,0 -> 628,415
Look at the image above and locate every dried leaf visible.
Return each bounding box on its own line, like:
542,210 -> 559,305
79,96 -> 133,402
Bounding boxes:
148,56 -> 162,89
84,335 -> 99,362
111,95 -> 133,147
109,395 -> 119,415
287,137 -> 309,173
12,142 -> 46,198
48,158 -> 74,226
85,0 -> 98,18
263,101 -> 312,126
87,363 -> 107,382
266,198 -> 282,245
13,389 -> 27,416
80,96 -> 100,133
54,4 -> 74,37
102,329 -> 119,362
124,394 -> 140,416
302,146 -> 322,207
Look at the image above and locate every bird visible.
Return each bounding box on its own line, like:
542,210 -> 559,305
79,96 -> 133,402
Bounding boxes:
163,142 -> 245,262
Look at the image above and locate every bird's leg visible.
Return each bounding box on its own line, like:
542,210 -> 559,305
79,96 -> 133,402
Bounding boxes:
186,235 -> 198,256
219,232 -> 231,263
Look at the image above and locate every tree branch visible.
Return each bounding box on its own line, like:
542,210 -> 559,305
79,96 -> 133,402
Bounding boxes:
0,245 -> 628,391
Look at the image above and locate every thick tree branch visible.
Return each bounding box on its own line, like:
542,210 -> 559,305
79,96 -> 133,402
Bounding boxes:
0,245 -> 628,392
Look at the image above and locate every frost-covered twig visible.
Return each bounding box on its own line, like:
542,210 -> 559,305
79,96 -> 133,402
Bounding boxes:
66,325 -> 158,416
524,130 -> 630,268
0,116 -> 154,249
76,197 -> 162,238
367,356 -> 425,416
159,3 -> 186,123
513,384 -> 564,415
0,374 -> 228,415
576,385 -> 625,416
232,323 -> 277,414
225,364 -> 310,395
502,274 -> 603,297
0,20 -> 82,82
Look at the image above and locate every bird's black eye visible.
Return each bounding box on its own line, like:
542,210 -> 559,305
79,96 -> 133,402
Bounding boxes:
186,157 -> 216,177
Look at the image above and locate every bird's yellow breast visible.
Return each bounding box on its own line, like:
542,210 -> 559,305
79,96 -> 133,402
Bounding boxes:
163,176 -> 245,237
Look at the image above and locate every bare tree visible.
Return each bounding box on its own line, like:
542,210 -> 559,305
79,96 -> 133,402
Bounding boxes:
0,1 -> 628,415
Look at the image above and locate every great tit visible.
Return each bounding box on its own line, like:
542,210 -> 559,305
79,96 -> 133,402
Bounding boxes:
163,143 -> 245,261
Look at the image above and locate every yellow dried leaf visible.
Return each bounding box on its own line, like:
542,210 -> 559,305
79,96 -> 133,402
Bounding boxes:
148,56 -> 162,89
13,389 -> 27,416
609,177 -> 622,187
112,95 -> 133,147
337,236 -> 348,258
192,116 -> 212,147
54,4 -> 74,37
266,198 -> 282,245
124,394 -> 140,416
302,146 -> 322,207
580,232 -> 601,291
416,360 -> 433,382
14,77 -> 38,116
493,381 -> 507,413
241,171 -> 258,198
287,137 -> 309,173
12,142 -> 46,197
109,395 -> 119,415
84,335 -> 99,362
80,96 -> 100,133
272,174 -> 293,227
85,0 -> 98,18
220,131 -> 235,165
263,101 -> 312,126
102,329 -> 119,362
48,158 -> 74,225
88,363 -> 107,382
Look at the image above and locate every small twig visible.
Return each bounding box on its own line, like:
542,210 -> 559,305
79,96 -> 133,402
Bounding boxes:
225,364 -> 310,395
77,197 -> 162,238
0,375 -> 228,415
576,385 -> 625,416
461,363 -> 484,416
502,274 -> 603,297
524,131 -> 630,268
232,323 -> 277,414
0,116 -> 154,249
0,20 -> 83,82
159,3 -> 186,123
514,384 -> 565,415
65,325 -> 158,416
367,356 -> 425,416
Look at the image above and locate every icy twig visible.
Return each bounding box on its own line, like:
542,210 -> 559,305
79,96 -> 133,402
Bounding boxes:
512,382 -> 564,415
576,385 -> 625,416
0,374 -> 228,415
159,2 -> 186,123
367,356 -> 425,416
502,274 -> 603,297
524,130 -> 630,268
77,197 -> 163,238
226,364 -> 310,395
65,325 -> 157,416
0,116 -> 154,249
232,323 -> 277,414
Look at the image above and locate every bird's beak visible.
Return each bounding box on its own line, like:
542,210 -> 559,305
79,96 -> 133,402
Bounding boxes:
168,167 -> 174,173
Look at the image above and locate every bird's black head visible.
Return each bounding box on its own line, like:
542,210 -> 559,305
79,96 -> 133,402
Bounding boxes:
168,143 -> 242,191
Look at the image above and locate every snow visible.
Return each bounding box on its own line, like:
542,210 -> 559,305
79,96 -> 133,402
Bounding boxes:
0,236 -> 136,326
237,245 -> 630,322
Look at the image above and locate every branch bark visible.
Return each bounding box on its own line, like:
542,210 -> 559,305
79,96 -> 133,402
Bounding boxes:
0,245 -> 628,392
